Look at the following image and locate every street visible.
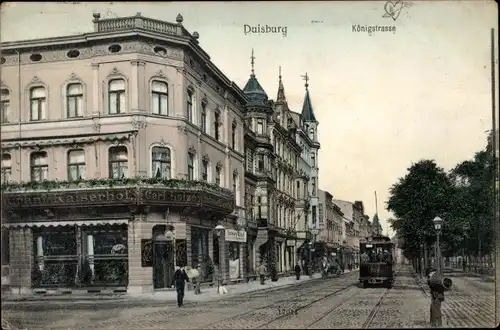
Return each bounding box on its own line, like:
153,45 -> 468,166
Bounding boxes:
2,265 -> 496,329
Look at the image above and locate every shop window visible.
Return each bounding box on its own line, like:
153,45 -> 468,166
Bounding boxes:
228,241 -> 241,280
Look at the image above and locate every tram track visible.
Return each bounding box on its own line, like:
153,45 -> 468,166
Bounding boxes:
202,271 -> 360,329
361,286 -> 392,328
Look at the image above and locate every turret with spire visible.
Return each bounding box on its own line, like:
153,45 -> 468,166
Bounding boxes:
242,48 -> 270,107
300,73 -> 319,144
276,66 -> 287,105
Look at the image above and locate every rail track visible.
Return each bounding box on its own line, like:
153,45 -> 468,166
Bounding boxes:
202,271 -> 360,329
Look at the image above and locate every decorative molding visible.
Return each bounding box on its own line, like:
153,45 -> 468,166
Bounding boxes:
159,138 -> 167,147
201,94 -> 208,106
186,84 -> 195,94
132,116 -> 147,129
155,70 -> 166,78
216,161 -> 223,169
177,124 -> 188,135
68,72 -> 80,81
188,145 -> 196,154
92,118 -> 101,132
30,76 -> 42,84
233,169 -> 238,176
202,154 -> 210,162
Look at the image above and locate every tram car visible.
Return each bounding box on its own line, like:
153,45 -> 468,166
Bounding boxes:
359,234 -> 394,288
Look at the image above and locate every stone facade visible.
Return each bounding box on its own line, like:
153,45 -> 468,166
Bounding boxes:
0,13 -> 245,294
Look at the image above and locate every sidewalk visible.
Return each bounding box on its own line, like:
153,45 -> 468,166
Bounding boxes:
3,269 -> 357,303
443,268 -> 495,282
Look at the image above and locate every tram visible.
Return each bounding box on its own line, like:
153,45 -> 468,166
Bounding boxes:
359,234 -> 394,288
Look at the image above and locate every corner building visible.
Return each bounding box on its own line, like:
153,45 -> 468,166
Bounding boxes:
0,13 -> 247,294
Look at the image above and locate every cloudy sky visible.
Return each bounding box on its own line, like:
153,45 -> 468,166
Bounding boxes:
1,1 -> 498,235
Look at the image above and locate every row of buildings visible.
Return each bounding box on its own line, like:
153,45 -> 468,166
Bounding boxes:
0,13 -> 374,294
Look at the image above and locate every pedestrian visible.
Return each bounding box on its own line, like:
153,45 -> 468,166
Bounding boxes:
258,262 -> 267,285
173,265 -> 189,307
462,258 -> 467,272
427,268 -> 445,327
294,263 -> 301,280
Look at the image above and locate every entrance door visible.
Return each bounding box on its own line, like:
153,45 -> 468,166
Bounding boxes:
153,239 -> 174,289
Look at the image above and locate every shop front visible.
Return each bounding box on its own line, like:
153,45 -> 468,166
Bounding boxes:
225,229 -> 246,281
2,179 -> 235,294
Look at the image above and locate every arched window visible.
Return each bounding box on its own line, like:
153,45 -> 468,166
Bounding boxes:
186,90 -> 194,122
311,152 -> 315,167
30,87 -> 47,121
201,159 -> 209,182
200,103 -> 207,133
1,153 -> 11,183
30,151 -> 48,182
187,152 -> 195,180
1,89 -> 10,123
67,149 -> 85,181
231,121 -> 237,150
214,111 -> 220,141
152,81 -> 168,115
233,171 -> 240,206
108,146 -> 128,179
67,83 -> 83,118
108,79 -> 125,114
152,146 -> 171,179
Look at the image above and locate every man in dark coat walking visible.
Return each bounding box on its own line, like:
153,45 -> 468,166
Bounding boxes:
294,263 -> 301,280
173,266 -> 189,307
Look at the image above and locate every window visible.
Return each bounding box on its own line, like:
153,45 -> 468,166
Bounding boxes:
214,111 -> 220,141
30,152 -> 48,182
215,166 -> 221,186
30,87 -> 47,121
1,153 -> 12,183
108,146 -> 128,179
187,153 -> 195,180
257,154 -> 264,171
1,89 -> 10,123
202,159 -> 208,182
231,121 -> 237,149
108,79 -> 125,114
257,197 -> 262,219
67,149 -> 85,181
66,83 -> 83,118
201,103 -> 207,133
297,181 -> 300,199
312,206 -> 317,226
257,120 -> 264,134
152,81 -> 168,115
152,147 -> 171,179
186,90 -> 193,122
233,172 -> 238,203
311,178 -> 316,196
311,152 -> 315,167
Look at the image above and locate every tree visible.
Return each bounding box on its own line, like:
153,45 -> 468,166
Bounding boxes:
449,134 -> 496,262
386,160 -> 455,261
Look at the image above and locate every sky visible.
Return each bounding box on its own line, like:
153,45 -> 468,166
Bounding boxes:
1,1 -> 498,236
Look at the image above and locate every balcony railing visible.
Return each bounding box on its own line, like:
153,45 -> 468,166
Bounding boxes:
95,14 -> 181,37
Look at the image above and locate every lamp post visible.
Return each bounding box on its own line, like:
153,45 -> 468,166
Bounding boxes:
433,216 -> 443,275
214,224 -> 225,293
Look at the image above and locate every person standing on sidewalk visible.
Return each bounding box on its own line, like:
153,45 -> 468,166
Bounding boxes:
294,263 -> 301,280
258,262 -> 267,285
173,265 -> 189,307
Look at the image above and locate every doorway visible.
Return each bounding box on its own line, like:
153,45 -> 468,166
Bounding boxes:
152,225 -> 174,289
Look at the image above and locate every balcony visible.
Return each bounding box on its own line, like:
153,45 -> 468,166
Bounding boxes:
2,177 -> 235,219
94,13 -> 183,37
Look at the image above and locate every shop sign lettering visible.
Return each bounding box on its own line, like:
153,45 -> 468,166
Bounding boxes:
4,189 -> 137,208
141,189 -> 201,204
225,229 -> 247,243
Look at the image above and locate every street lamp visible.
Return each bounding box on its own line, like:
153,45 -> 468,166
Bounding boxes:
214,224 -> 225,292
433,216 -> 443,275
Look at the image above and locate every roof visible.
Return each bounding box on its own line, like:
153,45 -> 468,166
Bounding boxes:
243,74 -> 269,107
301,88 -> 317,122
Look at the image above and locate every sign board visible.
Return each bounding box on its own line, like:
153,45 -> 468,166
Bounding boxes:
286,240 -> 296,246
225,229 -> 247,243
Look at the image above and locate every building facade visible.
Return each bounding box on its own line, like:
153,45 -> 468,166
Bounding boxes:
318,190 -> 343,258
333,199 -> 363,267
0,13 -> 249,294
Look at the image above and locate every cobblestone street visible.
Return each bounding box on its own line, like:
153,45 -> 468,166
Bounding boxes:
3,265 -> 495,329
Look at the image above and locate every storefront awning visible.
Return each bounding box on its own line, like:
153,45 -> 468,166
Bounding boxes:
1,219 -> 129,228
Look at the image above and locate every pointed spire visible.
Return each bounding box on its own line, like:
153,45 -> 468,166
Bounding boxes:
276,65 -> 287,104
250,48 -> 256,77
301,72 -> 317,122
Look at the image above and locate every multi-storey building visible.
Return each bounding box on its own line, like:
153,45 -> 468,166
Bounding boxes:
333,199 -> 364,267
241,54 -> 277,276
318,189 -> 343,256
0,13 -> 248,294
